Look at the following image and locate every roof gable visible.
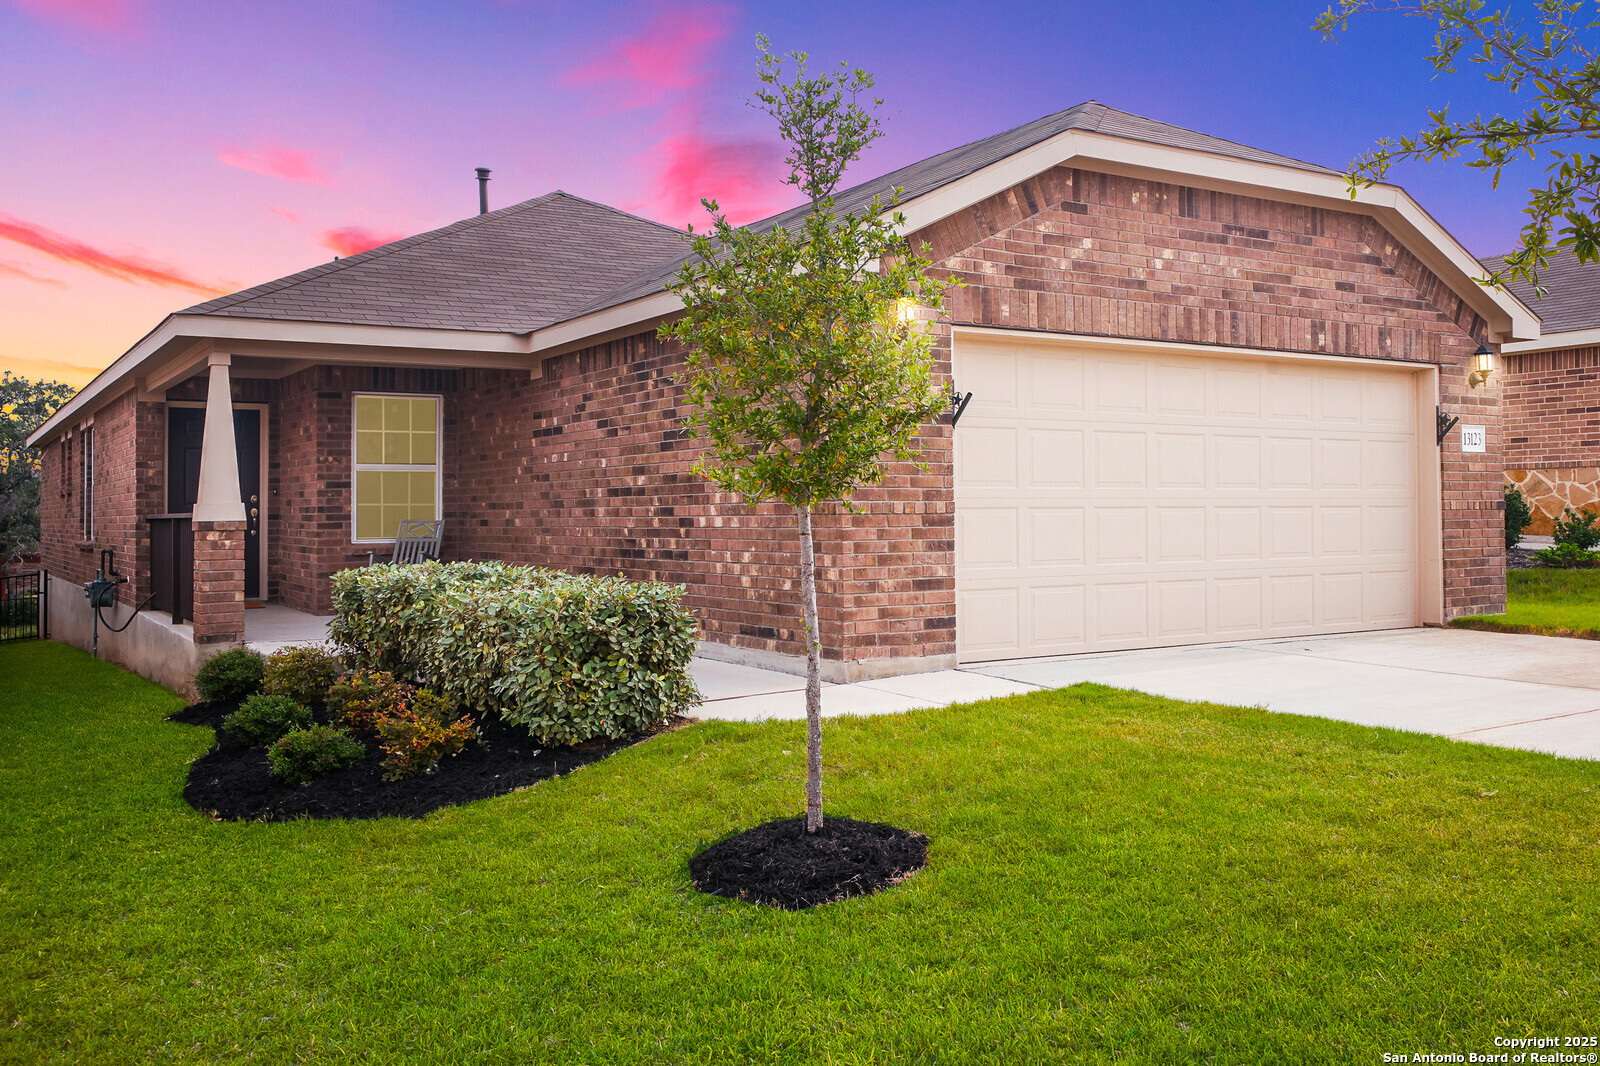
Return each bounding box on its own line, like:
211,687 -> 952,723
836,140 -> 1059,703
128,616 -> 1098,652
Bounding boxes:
183,192 -> 688,333
567,102 -> 1342,318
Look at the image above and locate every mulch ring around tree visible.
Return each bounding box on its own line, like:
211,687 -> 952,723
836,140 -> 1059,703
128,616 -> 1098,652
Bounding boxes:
688,815 -> 929,910
170,700 -> 684,822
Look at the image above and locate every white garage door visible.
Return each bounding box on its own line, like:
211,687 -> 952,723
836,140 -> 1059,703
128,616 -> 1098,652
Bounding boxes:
955,335 -> 1422,663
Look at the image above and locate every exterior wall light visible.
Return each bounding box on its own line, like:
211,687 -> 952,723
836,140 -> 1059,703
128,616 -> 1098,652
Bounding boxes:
895,297 -> 918,325
1468,343 -> 1496,389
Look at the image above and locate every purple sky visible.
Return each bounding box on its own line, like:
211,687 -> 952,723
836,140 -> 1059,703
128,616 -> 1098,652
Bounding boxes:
0,0 -> 1558,386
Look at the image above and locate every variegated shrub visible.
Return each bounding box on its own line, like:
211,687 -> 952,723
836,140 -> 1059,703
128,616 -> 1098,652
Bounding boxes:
328,561 -> 700,747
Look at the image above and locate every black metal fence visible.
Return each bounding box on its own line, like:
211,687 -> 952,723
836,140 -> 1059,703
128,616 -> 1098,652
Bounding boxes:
0,570 -> 47,643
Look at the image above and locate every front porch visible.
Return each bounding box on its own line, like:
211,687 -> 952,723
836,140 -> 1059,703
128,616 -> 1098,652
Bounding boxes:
244,603 -> 335,655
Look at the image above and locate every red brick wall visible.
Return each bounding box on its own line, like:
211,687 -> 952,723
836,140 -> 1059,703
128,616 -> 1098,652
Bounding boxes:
266,366 -> 464,614
36,387 -> 164,603
1500,346 -> 1600,534
1502,346 -> 1600,468
191,520 -> 245,643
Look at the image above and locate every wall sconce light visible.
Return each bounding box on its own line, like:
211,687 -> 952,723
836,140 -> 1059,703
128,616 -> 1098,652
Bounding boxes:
894,297 -> 918,325
1468,343 -> 1495,389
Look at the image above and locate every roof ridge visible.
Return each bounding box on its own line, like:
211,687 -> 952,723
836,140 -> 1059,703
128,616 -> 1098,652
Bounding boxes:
185,191 -> 569,314
546,190 -> 687,237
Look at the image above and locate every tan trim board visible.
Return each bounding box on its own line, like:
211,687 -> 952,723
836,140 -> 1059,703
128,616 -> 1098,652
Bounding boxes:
1502,326 -> 1600,355
950,324 -> 1451,372
31,315 -> 537,447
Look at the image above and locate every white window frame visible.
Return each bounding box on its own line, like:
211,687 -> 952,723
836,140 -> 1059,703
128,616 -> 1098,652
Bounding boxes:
350,391 -> 444,545
80,421 -> 94,540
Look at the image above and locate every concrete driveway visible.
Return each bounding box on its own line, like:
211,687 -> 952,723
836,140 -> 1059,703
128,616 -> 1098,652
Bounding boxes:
969,627 -> 1600,761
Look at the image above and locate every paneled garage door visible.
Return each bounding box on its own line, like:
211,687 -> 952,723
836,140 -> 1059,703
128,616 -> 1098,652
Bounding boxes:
954,335 -> 1423,663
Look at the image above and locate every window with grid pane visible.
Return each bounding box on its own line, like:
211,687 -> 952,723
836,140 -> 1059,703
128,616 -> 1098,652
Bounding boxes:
352,394 -> 439,542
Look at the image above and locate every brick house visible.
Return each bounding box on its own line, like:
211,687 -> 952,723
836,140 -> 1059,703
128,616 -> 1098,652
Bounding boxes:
29,103 -> 1537,692
1490,251 -> 1600,533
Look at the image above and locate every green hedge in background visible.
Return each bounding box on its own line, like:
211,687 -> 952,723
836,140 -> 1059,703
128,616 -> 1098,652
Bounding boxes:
328,561 -> 700,747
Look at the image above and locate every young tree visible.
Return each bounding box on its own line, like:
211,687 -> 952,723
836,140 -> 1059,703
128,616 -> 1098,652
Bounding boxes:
662,40 -> 954,833
1,372 -> 76,561
1317,0 -> 1600,292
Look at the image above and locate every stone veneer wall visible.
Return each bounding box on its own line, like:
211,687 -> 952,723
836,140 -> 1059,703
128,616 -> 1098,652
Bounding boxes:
1502,346 -> 1600,534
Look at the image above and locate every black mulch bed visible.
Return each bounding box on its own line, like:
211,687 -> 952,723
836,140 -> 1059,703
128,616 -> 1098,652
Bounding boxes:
1509,546 -> 1543,570
689,815 -> 929,910
170,700 -> 678,822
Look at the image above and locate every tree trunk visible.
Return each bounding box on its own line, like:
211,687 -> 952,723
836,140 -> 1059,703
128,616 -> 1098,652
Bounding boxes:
797,502 -> 824,833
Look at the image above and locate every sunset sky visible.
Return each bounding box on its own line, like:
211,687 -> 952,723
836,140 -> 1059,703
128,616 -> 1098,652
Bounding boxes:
0,0 -> 1556,389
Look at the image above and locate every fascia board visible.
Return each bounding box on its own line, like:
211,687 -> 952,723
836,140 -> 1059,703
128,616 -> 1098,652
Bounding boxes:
29,314 -> 537,447
529,289 -> 684,353
1502,326 -> 1600,353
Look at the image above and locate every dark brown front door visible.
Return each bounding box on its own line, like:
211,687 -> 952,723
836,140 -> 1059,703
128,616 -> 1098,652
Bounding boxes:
167,407 -> 262,599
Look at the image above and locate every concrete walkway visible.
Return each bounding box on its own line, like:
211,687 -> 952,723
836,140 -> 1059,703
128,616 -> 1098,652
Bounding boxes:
691,658 -> 1038,720
240,600 -> 1600,760
969,627 -> 1600,761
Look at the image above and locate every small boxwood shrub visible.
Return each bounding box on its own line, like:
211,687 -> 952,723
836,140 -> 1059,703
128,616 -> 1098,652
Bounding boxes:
376,689 -> 479,781
329,561 -> 700,747
328,669 -> 414,733
268,725 -> 365,785
194,647 -> 266,702
224,693 -> 313,747
1552,506 -> 1600,550
262,646 -> 341,706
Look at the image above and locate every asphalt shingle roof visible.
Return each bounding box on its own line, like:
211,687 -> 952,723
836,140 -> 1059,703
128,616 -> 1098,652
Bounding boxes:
182,192 -> 688,332
183,103 -> 1338,336
1478,249 -> 1599,333
566,101 -> 1342,319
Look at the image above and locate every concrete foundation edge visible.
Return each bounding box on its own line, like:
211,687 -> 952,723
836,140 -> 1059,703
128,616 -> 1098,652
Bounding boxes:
694,638 -> 958,684
47,574 -> 213,698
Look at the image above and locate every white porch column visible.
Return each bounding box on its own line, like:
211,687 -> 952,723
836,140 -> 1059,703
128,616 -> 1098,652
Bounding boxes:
192,352 -> 245,523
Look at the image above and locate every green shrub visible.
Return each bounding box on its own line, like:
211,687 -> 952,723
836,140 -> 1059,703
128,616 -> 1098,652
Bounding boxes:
1537,543 -> 1600,569
1504,484 -> 1533,550
194,647 -> 266,702
267,725 -> 366,785
224,693 -> 313,747
375,688 -> 479,781
328,668 -> 414,733
329,560 -> 700,747
262,645 -> 341,705
1552,506 -> 1600,551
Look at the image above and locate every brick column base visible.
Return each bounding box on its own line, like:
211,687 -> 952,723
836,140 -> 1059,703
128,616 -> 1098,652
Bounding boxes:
192,520 -> 246,645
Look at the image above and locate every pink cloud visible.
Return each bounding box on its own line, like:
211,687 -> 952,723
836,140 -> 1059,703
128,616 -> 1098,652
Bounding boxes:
6,0 -> 135,33
0,259 -> 66,288
563,4 -> 734,107
218,142 -> 335,185
319,227 -> 403,257
0,213 -> 227,295
268,205 -> 303,225
627,127 -> 790,228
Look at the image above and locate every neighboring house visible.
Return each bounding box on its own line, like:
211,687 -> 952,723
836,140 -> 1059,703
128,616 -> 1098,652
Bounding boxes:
29,102 -> 1538,692
1487,251 -> 1600,534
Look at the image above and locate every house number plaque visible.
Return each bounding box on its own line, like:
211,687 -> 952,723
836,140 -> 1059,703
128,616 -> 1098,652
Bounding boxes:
1459,425 -> 1486,453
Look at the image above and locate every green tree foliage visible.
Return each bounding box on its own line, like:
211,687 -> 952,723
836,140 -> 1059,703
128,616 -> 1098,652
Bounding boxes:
661,39 -> 955,832
1317,0 -> 1600,292
0,372 -> 76,560
1504,483 -> 1534,548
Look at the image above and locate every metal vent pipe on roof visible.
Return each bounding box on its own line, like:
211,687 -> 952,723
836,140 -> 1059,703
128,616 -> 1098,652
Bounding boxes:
476,168 -> 491,215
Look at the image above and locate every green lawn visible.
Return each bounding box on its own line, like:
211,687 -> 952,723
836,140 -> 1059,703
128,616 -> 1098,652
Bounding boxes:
3,640 -> 1599,1065
1452,567 -> 1600,638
